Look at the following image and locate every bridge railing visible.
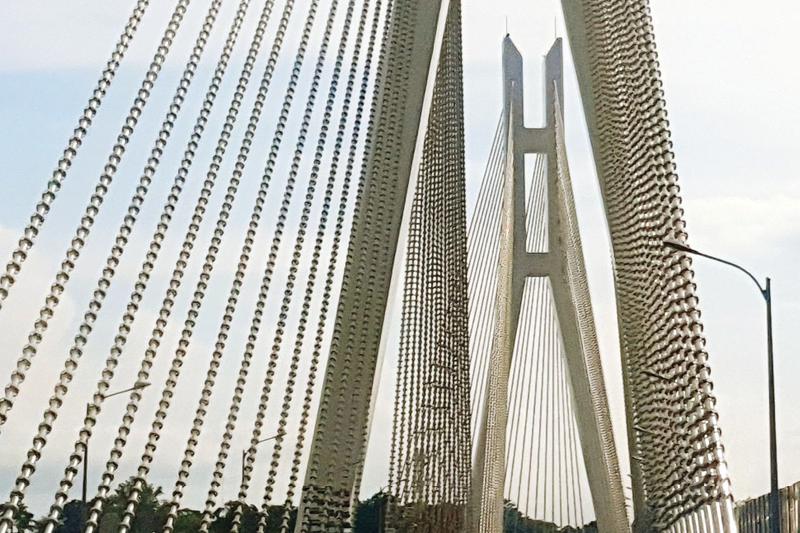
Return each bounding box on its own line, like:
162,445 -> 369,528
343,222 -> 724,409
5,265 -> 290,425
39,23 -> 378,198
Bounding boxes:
736,481 -> 800,533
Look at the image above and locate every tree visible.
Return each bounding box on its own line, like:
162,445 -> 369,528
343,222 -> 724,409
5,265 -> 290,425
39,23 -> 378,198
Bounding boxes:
0,502 -> 35,532
204,501 -> 295,533
208,501 -> 260,533
172,508 -> 202,532
51,500 -> 86,533
96,478 -> 167,533
503,500 -> 598,533
44,478 -> 166,533
354,493 -> 386,533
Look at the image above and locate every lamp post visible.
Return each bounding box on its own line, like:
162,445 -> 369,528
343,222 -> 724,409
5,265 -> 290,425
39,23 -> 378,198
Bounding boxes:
241,433 -> 282,489
82,381 -> 151,511
664,239 -> 779,533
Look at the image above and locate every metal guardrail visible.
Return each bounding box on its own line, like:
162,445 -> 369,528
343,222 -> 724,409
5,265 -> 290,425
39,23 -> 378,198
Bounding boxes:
736,481 -> 800,533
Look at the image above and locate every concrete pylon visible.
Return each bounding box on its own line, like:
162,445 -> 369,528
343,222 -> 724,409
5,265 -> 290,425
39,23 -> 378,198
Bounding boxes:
295,0 -> 455,530
472,37 -> 630,533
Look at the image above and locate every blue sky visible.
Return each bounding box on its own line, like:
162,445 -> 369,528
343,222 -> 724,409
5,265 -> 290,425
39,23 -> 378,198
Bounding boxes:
0,0 -> 798,521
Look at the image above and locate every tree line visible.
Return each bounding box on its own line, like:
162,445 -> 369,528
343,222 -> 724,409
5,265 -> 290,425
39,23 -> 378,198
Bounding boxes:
2,477 -> 596,533
1,477 -> 295,533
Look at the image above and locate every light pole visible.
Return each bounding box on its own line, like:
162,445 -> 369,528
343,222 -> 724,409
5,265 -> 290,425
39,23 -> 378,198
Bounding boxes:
241,433 -> 282,489
82,381 -> 151,511
664,238 -> 779,533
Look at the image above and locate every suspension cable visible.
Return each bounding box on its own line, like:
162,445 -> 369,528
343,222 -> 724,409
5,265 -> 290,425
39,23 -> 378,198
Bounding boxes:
275,4 -> 384,530
0,0 -> 152,313
254,1 -> 373,530
115,1 -> 338,531
0,0 -> 193,428
0,0 -> 225,529
35,0 -> 258,529
226,2 -> 347,531
80,0 -> 302,528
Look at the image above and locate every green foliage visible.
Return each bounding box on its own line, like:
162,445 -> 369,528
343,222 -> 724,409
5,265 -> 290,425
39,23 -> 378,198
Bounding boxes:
207,501 -> 259,533
97,478 -> 167,533
26,479 -> 594,533
504,501 -> 598,533
50,500 -> 86,533
34,477 -> 297,533
353,493 -> 387,533
0,502 -> 35,532
206,500 -> 295,533
173,509 -> 202,532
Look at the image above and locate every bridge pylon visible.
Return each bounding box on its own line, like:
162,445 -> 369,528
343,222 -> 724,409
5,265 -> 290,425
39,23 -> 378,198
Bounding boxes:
471,36 -> 630,533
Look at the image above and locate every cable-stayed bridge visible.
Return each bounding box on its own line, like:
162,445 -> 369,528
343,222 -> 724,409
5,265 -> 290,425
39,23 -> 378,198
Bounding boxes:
0,0 -> 739,532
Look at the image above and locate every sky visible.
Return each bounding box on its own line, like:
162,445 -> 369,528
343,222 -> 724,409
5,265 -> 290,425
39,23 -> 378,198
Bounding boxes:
457,0 -> 800,506
0,0 -> 798,522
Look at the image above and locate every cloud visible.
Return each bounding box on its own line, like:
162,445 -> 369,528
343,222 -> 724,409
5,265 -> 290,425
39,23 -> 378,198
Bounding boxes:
2,0 -> 800,519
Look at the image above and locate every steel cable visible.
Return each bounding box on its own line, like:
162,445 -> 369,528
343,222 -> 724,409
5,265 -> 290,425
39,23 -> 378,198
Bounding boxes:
522,280 -> 546,518
337,2 -> 414,508
164,0 -> 304,520
273,4 -> 383,530
504,157 -> 547,500
276,0 -> 392,526
565,1 -> 733,526
35,0 -> 257,529
466,125 -> 503,344
467,167 -> 503,438
300,0 -> 410,525
0,1 -> 226,529
113,0 -> 333,529
0,0 -> 193,427
108,1 -> 291,531
389,4 -> 469,529
0,0 -> 152,312
505,280 -> 532,533
504,283 -> 529,496
467,154 -> 504,424
174,1 -> 328,529
251,2 -> 372,530
221,0 -> 343,531
71,3 -> 274,531
80,0 -> 301,528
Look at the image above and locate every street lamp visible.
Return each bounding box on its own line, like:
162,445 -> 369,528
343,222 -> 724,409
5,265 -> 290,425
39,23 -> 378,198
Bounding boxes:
82,381 -> 151,509
664,238 -> 779,533
241,432 -> 283,488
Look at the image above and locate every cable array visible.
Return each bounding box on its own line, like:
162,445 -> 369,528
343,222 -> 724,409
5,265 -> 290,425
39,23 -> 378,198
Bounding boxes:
0,0 -> 226,529
467,114 -> 504,441
0,0 -> 732,532
157,1 -> 312,525
266,2 -> 384,531
468,151 -> 592,531
247,0 -> 377,531
0,0 -> 152,313
386,1 -> 470,532
77,0 -> 302,528
563,0 -> 733,528
553,93 -> 627,531
0,0 -> 193,428
109,0 -> 336,529
39,0 -> 262,527
502,277 -> 588,530
222,0 -> 352,530
294,0 -> 419,527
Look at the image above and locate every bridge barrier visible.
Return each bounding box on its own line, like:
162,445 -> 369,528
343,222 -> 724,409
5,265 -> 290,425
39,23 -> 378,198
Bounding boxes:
736,481 -> 800,533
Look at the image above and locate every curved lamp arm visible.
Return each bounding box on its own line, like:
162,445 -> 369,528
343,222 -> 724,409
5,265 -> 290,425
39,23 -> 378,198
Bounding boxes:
663,239 -> 768,301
